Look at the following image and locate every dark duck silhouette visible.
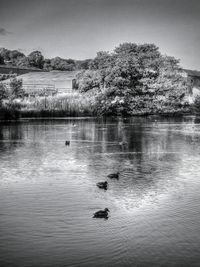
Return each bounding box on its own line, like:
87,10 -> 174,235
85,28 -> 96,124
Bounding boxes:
107,172 -> 119,179
119,141 -> 127,146
65,141 -> 70,146
96,181 -> 108,190
93,208 -> 110,219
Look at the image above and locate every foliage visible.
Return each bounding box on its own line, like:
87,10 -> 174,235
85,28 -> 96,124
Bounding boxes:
75,59 -> 92,70
0,48 -> 26,66
0,43 -> 192,117
77,42 -> 189,115
76,70 -> 102,92
16,57 -> 30,67
0,73 -> 16,81
193,95 -> 200,114
89,51 -> 112,70
0,83 -> 8,104
43,59 -> 52,71
49,57 -> 75,71
27,51 -> 44,69
43,57 -> 76,71
0,47 -> 93,71
10,78 -> 25,99
0,80 -> 23,119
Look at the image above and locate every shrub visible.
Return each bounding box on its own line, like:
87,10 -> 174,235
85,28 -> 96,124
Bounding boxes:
10,78 -> 25,99
0,83 -> 9,104
193,95 -> 200,114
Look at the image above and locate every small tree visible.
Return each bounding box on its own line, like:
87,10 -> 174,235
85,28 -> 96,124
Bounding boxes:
0,83 -> 8,105
10,78 -> 24,99
28,50 -> 44,69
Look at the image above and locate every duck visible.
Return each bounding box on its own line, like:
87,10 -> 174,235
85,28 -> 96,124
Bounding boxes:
119,141 -> 127,146
96,181 -> 108,190
107,172 -> 119,179
93,208 -> 110,219
65,141 -> 70,146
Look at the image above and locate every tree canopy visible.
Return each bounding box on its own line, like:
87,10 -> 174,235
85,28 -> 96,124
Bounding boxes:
27,51 -> 44,69
76,42 -> 188,115
0,48 -> 26,65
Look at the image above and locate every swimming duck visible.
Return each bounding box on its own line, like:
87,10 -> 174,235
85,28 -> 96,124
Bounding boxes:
93,208 -> 110,219
119,141 -> 127,146
96,181 -> 108,190
65,141 -> 70,146
107,172 -> 119,179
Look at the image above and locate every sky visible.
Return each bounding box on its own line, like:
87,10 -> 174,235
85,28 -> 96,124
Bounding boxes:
0,0 -> 200,69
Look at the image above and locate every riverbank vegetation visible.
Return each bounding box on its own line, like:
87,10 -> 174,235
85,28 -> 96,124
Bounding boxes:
0,80 -> 95,118
0,42 -> 195,119
19,92 -> 95,117
0,78 -> 24,119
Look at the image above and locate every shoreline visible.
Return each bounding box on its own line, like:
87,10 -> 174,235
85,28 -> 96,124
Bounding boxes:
0,111 -> 194,123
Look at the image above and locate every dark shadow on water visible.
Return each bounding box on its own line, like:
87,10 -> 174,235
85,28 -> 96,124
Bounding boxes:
0,122 -> 24,153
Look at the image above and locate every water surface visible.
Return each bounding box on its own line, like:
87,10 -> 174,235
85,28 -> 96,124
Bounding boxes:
0,116 -> 200,266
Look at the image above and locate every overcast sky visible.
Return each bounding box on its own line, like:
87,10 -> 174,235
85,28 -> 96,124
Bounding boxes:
0,0 -> 200,69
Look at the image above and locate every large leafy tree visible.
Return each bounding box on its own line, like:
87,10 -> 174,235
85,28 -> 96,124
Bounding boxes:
77,42 -> 188,115
86,43 -> 162,95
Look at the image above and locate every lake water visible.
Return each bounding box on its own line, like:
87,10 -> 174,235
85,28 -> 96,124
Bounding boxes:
0,116 -> 200,267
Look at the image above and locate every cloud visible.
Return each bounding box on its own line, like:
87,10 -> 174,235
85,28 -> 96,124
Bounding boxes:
0,27 -> 11,35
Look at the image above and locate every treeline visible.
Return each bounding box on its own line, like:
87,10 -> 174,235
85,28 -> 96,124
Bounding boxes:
0,43 -> 193,117
0,48 -> 91,71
